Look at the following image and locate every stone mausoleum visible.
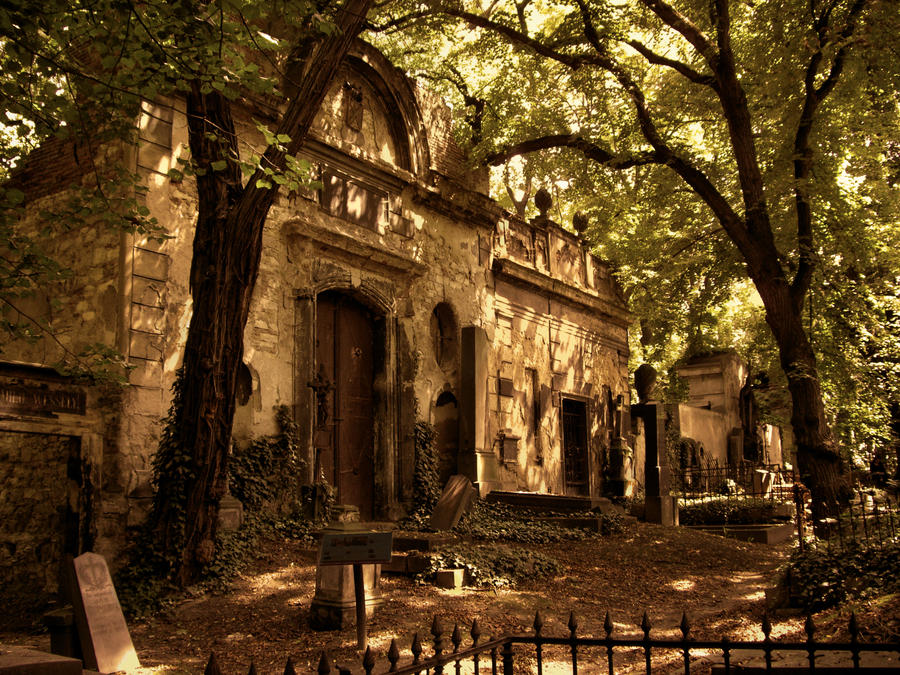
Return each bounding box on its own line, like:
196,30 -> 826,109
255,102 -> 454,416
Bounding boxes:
0,41 -> 631,618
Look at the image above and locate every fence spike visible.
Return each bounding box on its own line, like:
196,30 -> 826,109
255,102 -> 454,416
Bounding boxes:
680,612 -> 691,638
362,646 -> 375,674
411,632 -> 422,664
247,662 -> 257,675
603,611 -> 613,637
762,613 -> 772,639
431,615 -> 445,658
471,618 -> 482,645
204,653 -> 223,675
283,656 -> 297,675
567,611 -> 578,637
533,611 -> 544,636
640,611 -> 652,637
387,639 -> 400,671
317,652 -> 331,675
849,612 -> 859,640
805,614 -> 816,640
451,623 -> 462,652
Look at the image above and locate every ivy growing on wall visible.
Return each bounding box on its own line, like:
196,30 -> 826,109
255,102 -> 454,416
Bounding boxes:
406,420 -> 441,526
414,420 -> 441,507
229,405 -> 307,515
117,396 -> 327,617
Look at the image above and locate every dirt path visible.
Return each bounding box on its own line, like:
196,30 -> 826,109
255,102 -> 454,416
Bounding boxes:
2,522 -> 793,674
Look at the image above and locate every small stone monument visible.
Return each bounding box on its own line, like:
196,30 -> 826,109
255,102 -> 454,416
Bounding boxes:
309,506 -> 384,631
69,552 -> 140,674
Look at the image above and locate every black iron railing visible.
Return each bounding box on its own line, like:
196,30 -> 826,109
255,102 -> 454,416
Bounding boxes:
797,487 -> 899,554
674,461 -> 792,502
199,611 -> 900,674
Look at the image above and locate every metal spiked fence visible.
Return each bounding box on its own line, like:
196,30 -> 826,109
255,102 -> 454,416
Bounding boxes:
200,611 -> 899,674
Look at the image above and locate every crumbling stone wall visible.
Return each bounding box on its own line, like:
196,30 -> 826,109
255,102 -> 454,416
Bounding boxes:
0,431 -> 78,627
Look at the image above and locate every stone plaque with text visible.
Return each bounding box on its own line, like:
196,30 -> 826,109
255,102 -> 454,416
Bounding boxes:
70,552 -> 140,673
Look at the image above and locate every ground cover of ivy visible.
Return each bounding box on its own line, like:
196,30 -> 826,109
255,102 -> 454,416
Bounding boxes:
418,543 -> 562,588
788,540 -> 900,612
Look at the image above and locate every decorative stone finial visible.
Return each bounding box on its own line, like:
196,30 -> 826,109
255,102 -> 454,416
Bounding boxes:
573,212 -> 588,235
534,188 -> 552,217
635,363 -> 658,403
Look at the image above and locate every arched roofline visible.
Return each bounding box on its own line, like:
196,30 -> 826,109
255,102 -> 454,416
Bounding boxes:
345,40 -> 431,179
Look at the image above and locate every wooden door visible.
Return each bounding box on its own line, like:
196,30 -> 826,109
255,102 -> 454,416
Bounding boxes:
561,398 -> 589,496
316,291 -> 376,519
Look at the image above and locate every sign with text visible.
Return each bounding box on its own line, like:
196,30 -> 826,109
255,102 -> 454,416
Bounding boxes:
0,382 -> 86,417
318,530 -> 393,566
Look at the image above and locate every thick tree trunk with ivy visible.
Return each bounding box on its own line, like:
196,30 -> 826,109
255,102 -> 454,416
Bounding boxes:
149,0 -> 373,587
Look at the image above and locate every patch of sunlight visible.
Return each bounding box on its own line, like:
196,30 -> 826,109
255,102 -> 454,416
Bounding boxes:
742,589 -> 765,601
435,587 -> 481,598
136,664 -> 196,675
365,632 -> 401,652
670,579 -> 696,592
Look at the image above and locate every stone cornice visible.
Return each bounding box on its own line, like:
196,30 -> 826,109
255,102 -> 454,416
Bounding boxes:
285,217 -> 426,276
492,257 -> 631,329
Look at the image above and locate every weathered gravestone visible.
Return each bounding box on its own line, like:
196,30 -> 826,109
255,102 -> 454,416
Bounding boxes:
428,475 -> 477,530
69,552 -> 140,673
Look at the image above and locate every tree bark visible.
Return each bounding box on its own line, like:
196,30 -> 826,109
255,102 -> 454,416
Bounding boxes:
150,0 -> 373,586
752,274 -> 846,514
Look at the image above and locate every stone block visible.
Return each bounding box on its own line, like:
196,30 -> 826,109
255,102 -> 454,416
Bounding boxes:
645,495 -> 679,526
132,248 -> 169,281
217,494 -> 244,531
309,563 -> 383,631
0,647 -> 82,675
434,568 -> 465,589
129,331 -> 164,361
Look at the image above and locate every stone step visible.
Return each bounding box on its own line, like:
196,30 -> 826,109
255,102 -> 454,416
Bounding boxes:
485,490 -> 622,514
382,551 -> 431,576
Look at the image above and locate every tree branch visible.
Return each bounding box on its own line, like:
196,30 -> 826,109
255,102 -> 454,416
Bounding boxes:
484,133 -> 659,168
638,0 -> 716,62
791,0 -> 869,307
439,7 -> 596,70
625,39 -> 716,87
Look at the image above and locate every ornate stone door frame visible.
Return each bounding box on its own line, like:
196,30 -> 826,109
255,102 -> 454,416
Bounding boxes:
294,276 -> 400,519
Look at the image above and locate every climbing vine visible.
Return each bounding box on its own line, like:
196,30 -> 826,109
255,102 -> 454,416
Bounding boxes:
411,419 -> 441,516
117,395 -> 326,617
229,405 -> 307,514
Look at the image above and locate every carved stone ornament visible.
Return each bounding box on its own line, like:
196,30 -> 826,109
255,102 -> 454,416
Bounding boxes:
534,188 -> 552,217
573,212 -> 588,235
307,364 -> 334,427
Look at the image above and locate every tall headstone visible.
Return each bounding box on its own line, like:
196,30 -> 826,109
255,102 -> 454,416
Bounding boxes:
632,402 -> 678,526
69,552 -> 140,673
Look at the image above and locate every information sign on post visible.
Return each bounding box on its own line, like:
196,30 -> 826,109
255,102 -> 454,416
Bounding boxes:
318,531 -> 393,566
317,529 -> 393,650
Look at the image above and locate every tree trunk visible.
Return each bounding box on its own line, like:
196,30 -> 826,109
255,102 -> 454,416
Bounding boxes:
754,275 -> 846,513
150,0 -> 373,586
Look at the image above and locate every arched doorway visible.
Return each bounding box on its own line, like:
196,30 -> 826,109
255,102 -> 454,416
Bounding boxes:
432,390 -> 459,488
315,291 -> 378,519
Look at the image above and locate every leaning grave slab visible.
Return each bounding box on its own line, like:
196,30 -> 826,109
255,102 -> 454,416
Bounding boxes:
69,552 -> 140,673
